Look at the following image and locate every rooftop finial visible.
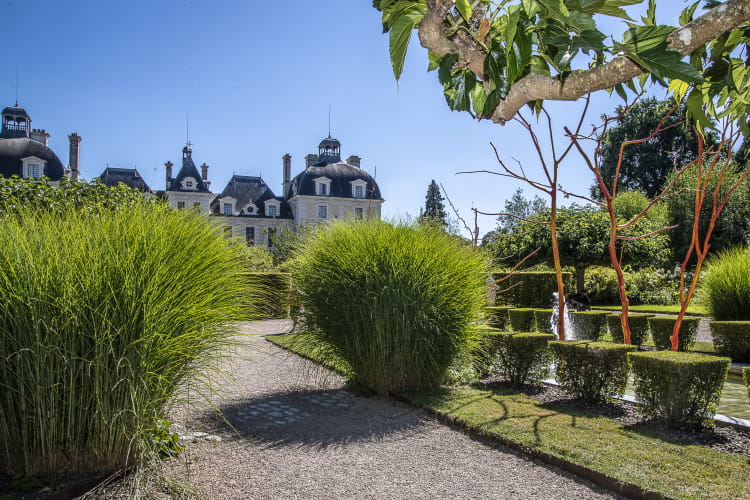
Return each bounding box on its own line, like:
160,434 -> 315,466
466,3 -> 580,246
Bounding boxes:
186,112 -> 190,147
328,104 -> 331,137
15,65 -> 19,106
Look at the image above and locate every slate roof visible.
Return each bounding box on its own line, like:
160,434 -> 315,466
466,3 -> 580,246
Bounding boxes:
96,167 -> 151,191
211,174 -> 292,218
1,106 -> 30,119
167,146 -> 210,192
288,161 -> 382,200
0,137 -> 65,181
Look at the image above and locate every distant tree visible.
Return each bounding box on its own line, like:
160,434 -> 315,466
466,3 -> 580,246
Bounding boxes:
665,160 -> 750,263
419,179 -> 448,228
593,98 -> 711,200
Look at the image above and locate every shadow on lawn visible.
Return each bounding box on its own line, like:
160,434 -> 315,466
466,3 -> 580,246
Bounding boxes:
195,388 -> 427,449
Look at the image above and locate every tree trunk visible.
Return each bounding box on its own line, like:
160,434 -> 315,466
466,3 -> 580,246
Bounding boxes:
575,266 -> 585,294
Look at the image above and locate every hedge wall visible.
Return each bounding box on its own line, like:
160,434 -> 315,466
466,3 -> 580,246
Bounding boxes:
709,321 -> 750,362
648,316 -> 701,352
494,272 -> 573,308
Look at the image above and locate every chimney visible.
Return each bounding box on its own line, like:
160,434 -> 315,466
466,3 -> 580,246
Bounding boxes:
200,162 -> 209,181
165,161 -> 173,188
305,154 -> 319,168
31,129 -> 50,146
282,154 -> 291,198
68,133 -> 81,180
346,155 -> 361,168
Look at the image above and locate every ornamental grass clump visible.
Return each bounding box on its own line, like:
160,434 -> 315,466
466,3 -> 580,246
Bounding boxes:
700,246 -> 750,321
292,220 -> 487,394
550,341 -> 637,402
606,313 -> 653,345
628,351 -> 730,429
0,205 -> 251,477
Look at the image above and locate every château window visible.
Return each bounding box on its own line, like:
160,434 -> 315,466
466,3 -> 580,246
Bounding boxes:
318,205 -> 328,219
317,183 -> 328,196
223,203 -> 233,215
177,201 -> 186,210
193,202 -> 201,210
267,227 -> 276,247
186,180 -> 194,188
268,205 -> 278,217
355,185 -> 364,198
355,207 -> 364,220
246,226 -> 255,245
23,163 -> 42,179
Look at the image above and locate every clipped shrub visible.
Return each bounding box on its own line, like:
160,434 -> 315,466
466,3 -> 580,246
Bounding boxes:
550,341 -> 637,402
484,306 -> 512,330
701,246 -> 750,320
569,311 -> 608,340
626,267 -> 677,306
247,272 -> 292,319
648,316 -> 701,351
606,313 -> 654,346
509,308 -> 537,332
533,309 -> 554,334
293,220 -> 487,394
494,332 -> 556,385
709,321 -> 750,362
494,271 -> 573,308
628,351 -> 730,429
0,205 -> 251,477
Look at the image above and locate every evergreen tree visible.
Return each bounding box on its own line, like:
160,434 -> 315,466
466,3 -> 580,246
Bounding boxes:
419,180 -> 448,228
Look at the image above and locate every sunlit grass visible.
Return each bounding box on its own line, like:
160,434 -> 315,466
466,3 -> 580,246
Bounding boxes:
0,205 -> 253,477
701,246 -> 750,321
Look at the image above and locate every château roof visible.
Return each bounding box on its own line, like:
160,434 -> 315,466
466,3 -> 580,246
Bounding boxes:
0,137 -> 65,181
212,174 -> 291,218
96,167 -> 151,191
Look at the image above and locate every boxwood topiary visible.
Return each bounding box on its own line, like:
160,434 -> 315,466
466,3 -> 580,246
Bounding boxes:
533,309 -> 554,334
606,313 -> 654,346
494,331 -> 556,385
569,311 -> 608,341
484,306 -> 513,330
628,351 -> 730,429
709,321 -> 750,363
509,308 -> 536,332
549,341 -> 637,402
648,316 -> 701,351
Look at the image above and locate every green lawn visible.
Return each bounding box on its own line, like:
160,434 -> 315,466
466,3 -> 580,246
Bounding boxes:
593,304 -> 709,316
270,333 -> 749,499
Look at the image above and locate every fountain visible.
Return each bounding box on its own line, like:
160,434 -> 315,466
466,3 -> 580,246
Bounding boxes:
550,292 -> 575,340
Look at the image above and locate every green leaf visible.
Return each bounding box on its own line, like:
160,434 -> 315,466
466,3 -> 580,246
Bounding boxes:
528,55 -> 551,76
484,40 -> 507,87
621,25 -> 675,53
685,88 -> 714,129
471,84 -> 486,116
483,88 -> 503,116
456,0 -> 472,22
427,51 -> 441,72
386,3 -> 427,81
628,46 -> 703,83
446,69 -> 477,112
507,35 -> 533,85
567,11 -> 596,32
439,53 -> 459,84
536,0 -> 569,22
505,7 -> 521,48
641,0 -> 656,26
614,82 -> 628,101
597,0 -> 640,21
679,1 -> 700,27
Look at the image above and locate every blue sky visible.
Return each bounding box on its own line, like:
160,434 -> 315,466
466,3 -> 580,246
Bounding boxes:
4,1 -> 685,235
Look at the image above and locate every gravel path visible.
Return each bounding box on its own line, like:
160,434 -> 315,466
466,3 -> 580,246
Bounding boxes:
100,320 -> 621,499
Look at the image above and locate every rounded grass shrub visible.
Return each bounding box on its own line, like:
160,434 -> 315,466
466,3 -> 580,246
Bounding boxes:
701,246 -> 750,321
292,220 -> 487,394
0,205 -> 251,477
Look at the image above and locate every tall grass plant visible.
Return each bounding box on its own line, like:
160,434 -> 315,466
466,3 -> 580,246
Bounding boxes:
700,246 -> 750,321
292,220 -> 487,394
0,204 -> 251,477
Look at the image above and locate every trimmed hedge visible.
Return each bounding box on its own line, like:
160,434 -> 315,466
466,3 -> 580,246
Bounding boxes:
533,309 -> 554,334
569,311 -> 608,341
628,351 -> 730,429
494,272 -> 573,308
648,316 -> 701,351
484,306 -> 513,330
509,308 -> 536,332
745,367 -> 750,401
606,313 -> 654,346
247,272 -> 292,319
492,331 -> 556,385
550,341 -> 637,402
709,321 -> 750,363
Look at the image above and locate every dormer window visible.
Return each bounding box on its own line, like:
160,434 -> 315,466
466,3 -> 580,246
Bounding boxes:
21,156 -> 45,179
313,177 -> 332,197
181,176 -> 198,191
223,203 -> 233,215
265,199 -> 281,217
350,179 -> 368,199
244,203 -> 257,215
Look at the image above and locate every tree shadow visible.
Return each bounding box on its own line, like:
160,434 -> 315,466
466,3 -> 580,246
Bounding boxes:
193,388 -> 428,450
